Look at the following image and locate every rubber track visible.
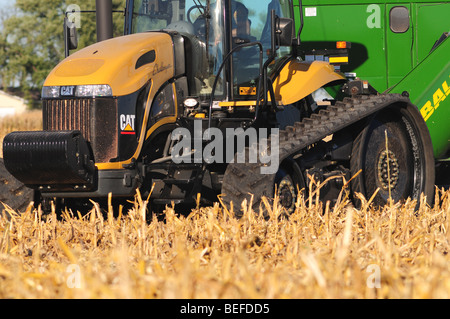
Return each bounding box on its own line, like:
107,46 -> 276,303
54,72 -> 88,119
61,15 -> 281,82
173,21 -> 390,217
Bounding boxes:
0,158 -> 34,214
221,94 -> 411,216
349,126 -> 366,206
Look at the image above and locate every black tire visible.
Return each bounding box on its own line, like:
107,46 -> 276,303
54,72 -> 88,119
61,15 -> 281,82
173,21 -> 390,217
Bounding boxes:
350,102 -> 435,208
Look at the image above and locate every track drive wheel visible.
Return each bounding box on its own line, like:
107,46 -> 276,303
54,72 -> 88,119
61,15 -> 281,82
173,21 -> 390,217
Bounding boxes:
275,159 -> 305,215
350,103 -> 435,208
222,157 -> 304,218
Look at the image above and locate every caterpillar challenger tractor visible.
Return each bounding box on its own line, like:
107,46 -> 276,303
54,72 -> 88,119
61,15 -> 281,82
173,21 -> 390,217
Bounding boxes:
2,0 -> 436,216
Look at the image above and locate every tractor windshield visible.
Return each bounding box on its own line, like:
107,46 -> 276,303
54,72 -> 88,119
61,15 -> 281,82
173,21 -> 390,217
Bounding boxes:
130,0 -> 293,99
131,0 -> 226,97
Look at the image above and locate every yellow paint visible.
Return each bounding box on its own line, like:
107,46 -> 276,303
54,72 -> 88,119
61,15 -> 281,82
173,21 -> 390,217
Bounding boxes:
219,101 -> 258,107
96,83 -> 178,171
123,124 -> 134,131
273,60 -> 345,105
329,56 -> 349,64
239,87 -> 257,95
47,35 -> 344,172
420,74 -> 450,121
220,61 -> 344,108
44,32 -> 174,97
44,32 -> 177,171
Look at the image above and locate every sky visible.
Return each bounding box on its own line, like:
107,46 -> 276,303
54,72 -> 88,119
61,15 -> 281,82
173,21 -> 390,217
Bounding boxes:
0,0 -> 14,10
0,0 -> 14,29
0,0 -> 14,15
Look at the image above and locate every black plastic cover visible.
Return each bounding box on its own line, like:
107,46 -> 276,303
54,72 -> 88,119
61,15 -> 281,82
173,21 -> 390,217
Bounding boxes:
3,130 -> 96,191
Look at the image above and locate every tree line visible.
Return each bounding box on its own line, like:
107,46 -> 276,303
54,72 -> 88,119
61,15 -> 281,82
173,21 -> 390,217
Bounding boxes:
0,0 -> 125,108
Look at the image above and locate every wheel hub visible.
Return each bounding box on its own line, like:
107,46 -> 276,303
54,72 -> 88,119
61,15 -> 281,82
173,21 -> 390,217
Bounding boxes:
277,179 -> 296,212
377,150 -> 400,191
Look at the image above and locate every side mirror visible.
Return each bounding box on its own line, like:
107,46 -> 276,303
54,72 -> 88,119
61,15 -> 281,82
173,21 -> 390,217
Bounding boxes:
270,10 -> 294,57
64,17 -> 78,57
275,17 -> 294,47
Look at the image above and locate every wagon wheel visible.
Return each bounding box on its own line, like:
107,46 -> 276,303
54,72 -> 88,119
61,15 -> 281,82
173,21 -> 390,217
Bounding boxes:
350,103 -> 435,208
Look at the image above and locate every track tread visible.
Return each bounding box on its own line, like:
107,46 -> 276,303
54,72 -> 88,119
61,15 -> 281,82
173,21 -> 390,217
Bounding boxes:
0,158 -> 34,213
221,94 -> 411,216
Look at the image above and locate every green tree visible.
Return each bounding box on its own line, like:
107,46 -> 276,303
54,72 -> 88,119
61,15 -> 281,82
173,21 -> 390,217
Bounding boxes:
0,0 -> 125,108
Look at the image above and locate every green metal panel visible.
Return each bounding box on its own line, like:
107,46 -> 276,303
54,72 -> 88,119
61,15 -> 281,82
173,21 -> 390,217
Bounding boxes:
295,1 -> 450,92
389,37 -> 450,159
298,3 -> 389,91
385,3 -> 413,88
413,2 -> 450,65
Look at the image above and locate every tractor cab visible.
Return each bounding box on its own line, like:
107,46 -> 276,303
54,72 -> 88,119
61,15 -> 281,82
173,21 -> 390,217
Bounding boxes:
126,0 -> 295,105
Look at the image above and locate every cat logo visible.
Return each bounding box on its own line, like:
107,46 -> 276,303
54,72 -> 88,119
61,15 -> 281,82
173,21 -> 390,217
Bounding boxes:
120,114 -> 136,135
60,86 -> 75,96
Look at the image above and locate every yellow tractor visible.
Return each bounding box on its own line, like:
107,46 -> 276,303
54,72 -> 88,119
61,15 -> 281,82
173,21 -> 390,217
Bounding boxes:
3,0 -> 435,216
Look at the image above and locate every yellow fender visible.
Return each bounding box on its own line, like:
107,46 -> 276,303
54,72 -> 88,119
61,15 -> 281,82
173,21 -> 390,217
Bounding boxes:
273,60 -> 346,105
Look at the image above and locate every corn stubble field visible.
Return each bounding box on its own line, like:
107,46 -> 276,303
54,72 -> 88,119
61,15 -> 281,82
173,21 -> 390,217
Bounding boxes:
0,112 -> 450,299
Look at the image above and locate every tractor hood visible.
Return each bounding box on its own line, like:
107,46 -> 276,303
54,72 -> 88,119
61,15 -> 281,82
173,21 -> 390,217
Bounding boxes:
44,32 -> 174,96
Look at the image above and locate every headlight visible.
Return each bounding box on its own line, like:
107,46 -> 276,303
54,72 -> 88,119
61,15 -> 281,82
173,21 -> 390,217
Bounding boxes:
41,85 -> 113,98
76,85 -> 113,97
42,86 -> 60,98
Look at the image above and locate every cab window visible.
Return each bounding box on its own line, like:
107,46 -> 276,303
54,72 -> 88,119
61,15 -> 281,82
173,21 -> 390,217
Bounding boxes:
232,0 -> 293,98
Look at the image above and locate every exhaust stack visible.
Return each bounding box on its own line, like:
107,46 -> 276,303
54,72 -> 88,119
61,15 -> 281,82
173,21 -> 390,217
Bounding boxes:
96,0 -> 113,42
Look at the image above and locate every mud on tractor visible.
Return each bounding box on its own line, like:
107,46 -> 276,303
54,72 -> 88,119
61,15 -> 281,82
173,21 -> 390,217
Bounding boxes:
2,0 -> 438,216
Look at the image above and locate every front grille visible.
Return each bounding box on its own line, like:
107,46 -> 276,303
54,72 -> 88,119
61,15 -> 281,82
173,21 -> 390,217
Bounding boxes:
43,98 -> 93,140
43,98 -> 118,163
